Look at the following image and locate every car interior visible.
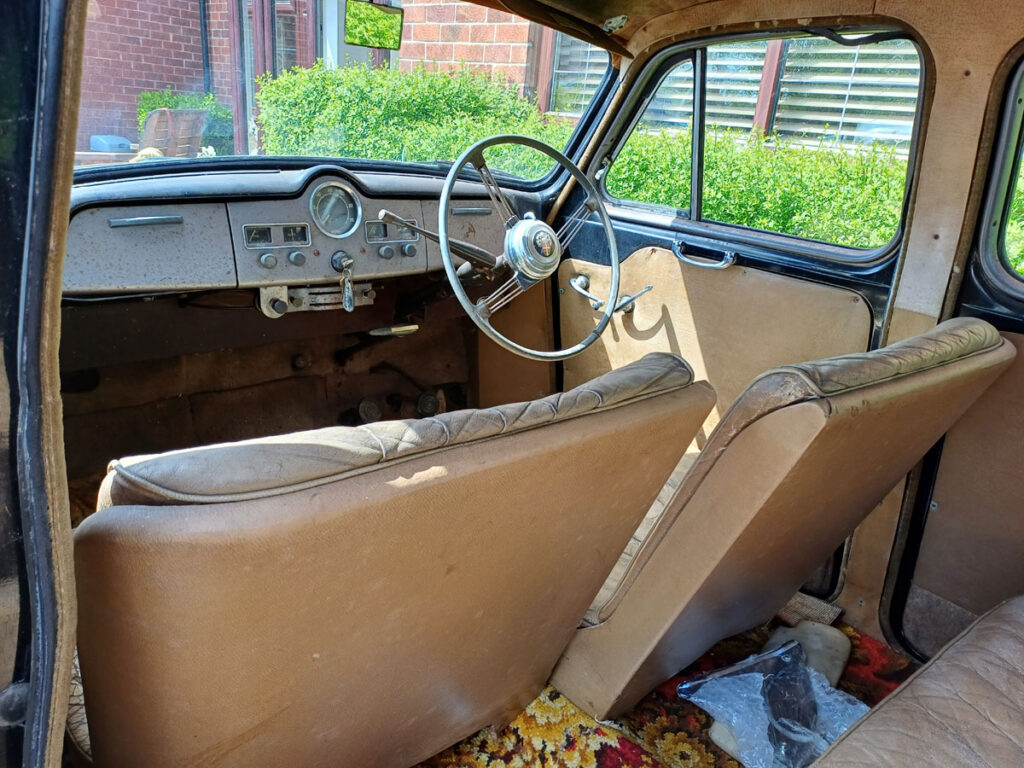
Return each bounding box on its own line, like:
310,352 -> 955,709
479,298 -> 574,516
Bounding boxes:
19,0 -> 1024,766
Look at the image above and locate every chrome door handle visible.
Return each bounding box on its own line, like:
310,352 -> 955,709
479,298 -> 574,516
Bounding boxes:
568,273 -> 652,314
672,240 -> 736,269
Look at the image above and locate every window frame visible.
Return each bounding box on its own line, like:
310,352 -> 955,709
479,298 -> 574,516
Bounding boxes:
595,27 -> 927,267
977,55 -> 1024,300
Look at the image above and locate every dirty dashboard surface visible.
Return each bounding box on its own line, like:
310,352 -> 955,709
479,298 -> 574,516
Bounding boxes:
61,166 -> 533,523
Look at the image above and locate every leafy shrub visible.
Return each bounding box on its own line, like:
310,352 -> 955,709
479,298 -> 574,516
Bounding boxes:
344,0 -> 403,49
608,127 -> 908,249
1004,169 -> 1024,276
137,88 -> 234,156
258,62 -> 911,249
256,61 -> 574,179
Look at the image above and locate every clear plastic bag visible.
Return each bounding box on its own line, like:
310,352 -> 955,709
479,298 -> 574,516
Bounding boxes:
677,641 -> 868,768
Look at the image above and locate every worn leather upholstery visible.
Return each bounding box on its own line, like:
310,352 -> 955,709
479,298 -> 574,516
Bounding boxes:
100,352 -> 696,506
75,354 -> 716,768
815,596 -> 1024,767
552,318 -> 1016,719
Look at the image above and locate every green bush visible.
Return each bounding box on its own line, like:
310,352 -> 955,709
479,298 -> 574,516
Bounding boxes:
1004,169 -> 1024,276
256,61 -> 573,179
257,61 -> 912,250
607,127 -> 908,249
344,0 -> 403,49
137,88 -> 234,156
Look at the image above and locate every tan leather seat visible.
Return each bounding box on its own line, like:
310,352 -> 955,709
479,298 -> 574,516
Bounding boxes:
551,318 -> 1016,719
74,353 -> 715,768
814,596 -> 1024,767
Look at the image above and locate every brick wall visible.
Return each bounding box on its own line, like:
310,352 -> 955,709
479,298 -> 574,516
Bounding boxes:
78,0 -> 208,149
77,0 -> 315,152
398,0 -> 541,90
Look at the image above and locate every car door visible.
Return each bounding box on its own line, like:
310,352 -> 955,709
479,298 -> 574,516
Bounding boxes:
555,28 -> 925,596
889,53 -> 1024,658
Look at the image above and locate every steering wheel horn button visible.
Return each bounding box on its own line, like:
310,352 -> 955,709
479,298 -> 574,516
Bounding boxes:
505,218 -> 561,281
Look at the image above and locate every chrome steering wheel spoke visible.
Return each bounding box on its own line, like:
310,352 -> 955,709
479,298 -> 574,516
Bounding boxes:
439,135 -> 620,362
468,151 -> 519,228
476,275 -> 526,319
556,198 -> 596,252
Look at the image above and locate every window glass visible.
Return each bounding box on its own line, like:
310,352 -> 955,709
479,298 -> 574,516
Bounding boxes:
604,60 -> 695,209
550,35 -> 610,115
74,1 -> 610,181
1004,160 -> 1024,277
607,33 -> 921,251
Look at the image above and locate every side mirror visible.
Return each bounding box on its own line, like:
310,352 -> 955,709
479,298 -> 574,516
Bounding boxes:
344,0 -> 404,51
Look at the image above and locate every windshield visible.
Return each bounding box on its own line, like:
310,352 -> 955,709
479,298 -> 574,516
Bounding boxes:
74,0 -> 610,181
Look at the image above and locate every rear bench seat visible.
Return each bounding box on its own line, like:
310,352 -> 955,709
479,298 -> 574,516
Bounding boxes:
815,596 -> 1024,766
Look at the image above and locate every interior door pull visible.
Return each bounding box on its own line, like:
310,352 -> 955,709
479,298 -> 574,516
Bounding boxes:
672,240 -> 736,270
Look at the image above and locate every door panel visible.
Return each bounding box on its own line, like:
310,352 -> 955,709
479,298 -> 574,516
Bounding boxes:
558,246 -> 873,435
904,333 -> 1024,653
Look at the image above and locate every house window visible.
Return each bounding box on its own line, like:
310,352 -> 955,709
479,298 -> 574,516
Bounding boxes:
604,31 -> 923,253
549,34 -> 610,115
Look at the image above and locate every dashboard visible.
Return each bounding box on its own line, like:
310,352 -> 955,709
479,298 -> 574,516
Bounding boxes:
63,165 -> 517,318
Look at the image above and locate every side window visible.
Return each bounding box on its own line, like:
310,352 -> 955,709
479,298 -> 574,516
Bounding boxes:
980,56 -> 1024,290
605,60 -> 695,209
1003,152 -> 1024,278
606,32 -> 922,253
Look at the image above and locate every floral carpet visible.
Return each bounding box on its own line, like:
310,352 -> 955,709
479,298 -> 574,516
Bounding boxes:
418,623 -> 917,768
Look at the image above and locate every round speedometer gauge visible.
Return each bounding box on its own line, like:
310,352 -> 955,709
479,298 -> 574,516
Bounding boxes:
309,181 -> 361,238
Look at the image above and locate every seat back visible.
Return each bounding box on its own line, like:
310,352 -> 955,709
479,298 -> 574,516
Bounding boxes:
75,354 -> 715,768
138,108 -> 208,158
551,318 -> 1017,718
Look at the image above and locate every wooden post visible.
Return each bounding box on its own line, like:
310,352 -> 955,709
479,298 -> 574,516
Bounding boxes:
302,0 -> 318,68
252,0 -> 268,77
226,0 -> 248,154
533,26 -> 556,112
753,39 -> 786,135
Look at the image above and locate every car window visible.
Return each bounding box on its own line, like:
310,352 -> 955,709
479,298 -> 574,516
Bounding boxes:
74,0 -> 609,181
1003,152 -> 1024,277
605,60 -> 695,210
605,32 -> 922,252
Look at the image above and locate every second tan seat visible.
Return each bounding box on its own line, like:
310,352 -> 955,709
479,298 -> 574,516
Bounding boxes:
551,317 -> 1016,719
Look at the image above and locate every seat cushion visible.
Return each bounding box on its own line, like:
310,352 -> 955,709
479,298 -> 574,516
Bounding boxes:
99,352 -> 695,507
815,596 -> 1024,766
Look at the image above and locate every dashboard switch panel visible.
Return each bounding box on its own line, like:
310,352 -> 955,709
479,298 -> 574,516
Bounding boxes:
229,180 -> 429,287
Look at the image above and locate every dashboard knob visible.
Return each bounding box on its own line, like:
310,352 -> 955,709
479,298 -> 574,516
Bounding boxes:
401,243 -> 417,258
330,251 -> 352,272
378,244 -> 396,260
259,252 -> 277,269
288,250 -> 306,266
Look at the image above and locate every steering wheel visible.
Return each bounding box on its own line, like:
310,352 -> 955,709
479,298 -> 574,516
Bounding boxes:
438,135 -> 620,362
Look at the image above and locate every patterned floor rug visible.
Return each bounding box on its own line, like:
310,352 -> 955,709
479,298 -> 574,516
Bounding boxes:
418,623 -> 917,768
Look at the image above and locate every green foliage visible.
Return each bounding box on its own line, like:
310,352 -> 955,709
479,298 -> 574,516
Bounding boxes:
258,61 -> 912,249
607,127 -> 909,250
1004,167 -> 1024,276
137,88 -> 233,156
344,0 -> 403,50
256,61 -> 574,179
